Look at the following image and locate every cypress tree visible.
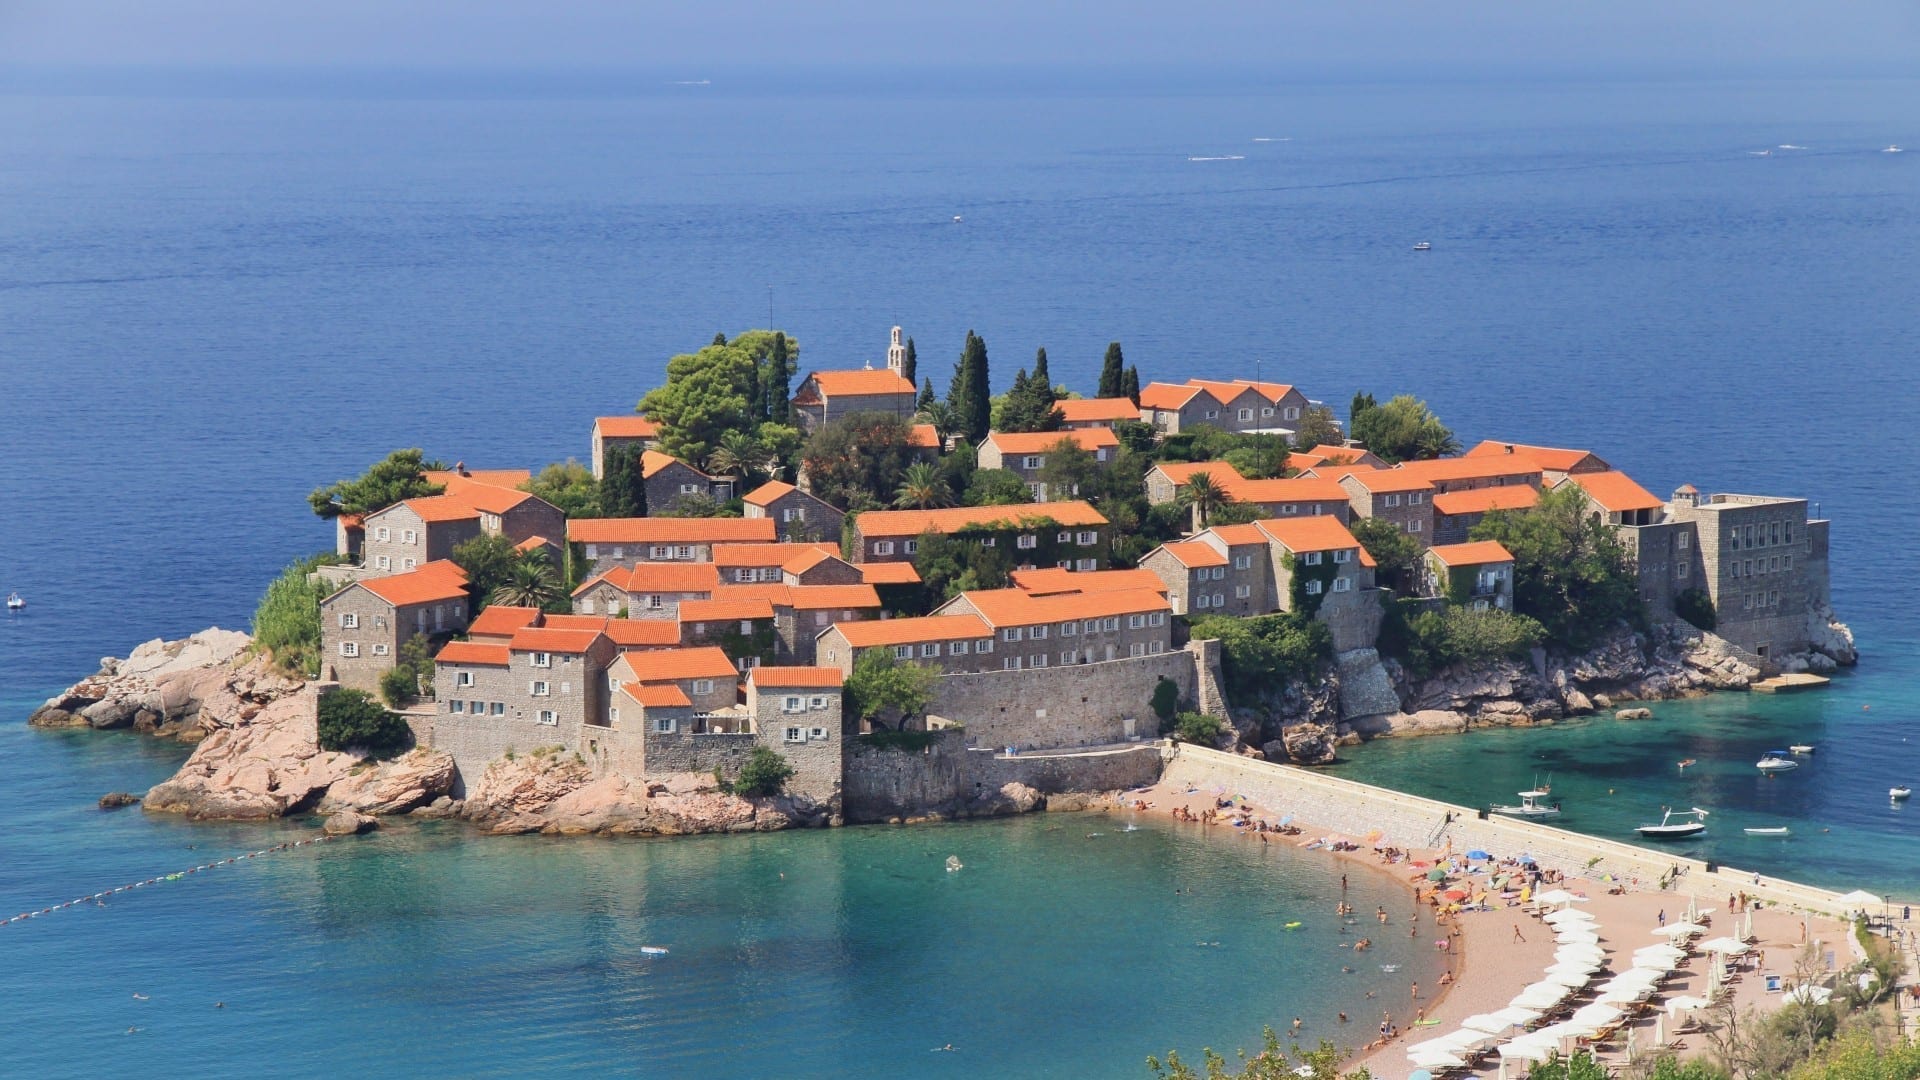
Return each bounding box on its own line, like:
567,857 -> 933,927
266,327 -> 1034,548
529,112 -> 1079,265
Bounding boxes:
599,443 -> 649,518
901,336 -> 918,385
965,332 -> 991,444
918,377 -> 936,413
713,331 -> 730,347
1032,346 -> 1051,394
1122,365 -> 1141,405
767,332 -> 791,422
1099,342 -> 1125,399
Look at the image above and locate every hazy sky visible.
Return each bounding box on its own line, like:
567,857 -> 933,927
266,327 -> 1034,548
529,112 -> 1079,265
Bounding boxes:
3,1 -> 1915,78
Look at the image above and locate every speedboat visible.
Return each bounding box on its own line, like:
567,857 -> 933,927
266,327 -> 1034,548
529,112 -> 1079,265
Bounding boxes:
1789,744 -> 1815,755
1490,789 -> 1561,819
1892,787 -> 1912,801
1744,826 -> 1791,836
1756,750 -> 1799,772
1885,145 -> 1904,153
1637,807 -> 1709,839
4,593 -> 21,611
1412,241 -> 1432,251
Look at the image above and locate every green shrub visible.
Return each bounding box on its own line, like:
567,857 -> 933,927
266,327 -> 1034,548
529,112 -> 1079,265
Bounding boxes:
378,666 -> 419,708
1150,676 -> 1180,723
1385,605 -> 1545,679
1675,587 -> 1716,631
855,729 -> 948,752
1186,613 -> 1330,706
250,553 -> 342,678
317,688 -> 411,758
731,747 -> 796,797
1169,711 -> 1228,746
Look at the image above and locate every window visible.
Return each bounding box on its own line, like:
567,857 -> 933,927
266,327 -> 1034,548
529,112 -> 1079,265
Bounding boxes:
784,726 -> 805,743
650,545 -> 669,559
784,696 -> 805,712
921,643 -> 940,658
1062,650 -> 1078,665
1238,408 -> 1254,422
1076,531 -> 1098,546
1022,455 -> 1044,470
1017,534 -> 1038,550
376,556 -> 391,570
1236,585 -> 1251,598
1679,532 -> 1691,550
530,681 -> 550,696
1076,559 -> 1098,571
339,641 -> 359,657
873,541 -> 895,556
977,637 -> 993,653
449,700 -> 465,713
903,539 -> 919,555
1103,617 -> 1120,632
894,645 -> 912,659
1332,577 -> 1352,593
375,527 -> 390,542
339,613 -> 359,629
372,643 -> 390,657
609,546 -> 624,560
951,641 -> 970,655
692,679 -> 714,695
1003,627 -> 1023,642
1057,531 -> 1072,543
1195,593 -> 1211,609
1285,406 -> 1300,421
1302,551 -> 1323,566
402,558 -> 417,570
1409,493 -> 1424,505
1384,494 -> 1402,508
679,483 -> 700,495
979,537 -> 995,547
810,727 -> 829,741
1769,589 -> 1780,606
1407,520 -> 1423,534
403,529 -> 417,545
457,671 -> 474,687
1128,614 -> 1145,629
1003,657 -> 1022,670
655,716 -> 676,734
531,652 -> 552,668
537,710 -> 557,726
1261,406 -> 1274,417
675,545 -> 693,560
1743,594 -> 1753,610
1211,594 -> 1224,608
491,702 -> 505,716
1149,612 -> 1164,626
1129,643 -> 1146,657
814,611 -> 830,627
468,700 -> 484,714
1678,562 -> 1689,579
1061,621 -> 1077,636
1304,580 -> 1324,596
1333,549 -> 1352,564
1204,409 -> 1219,420
609,707 -> 620,724
1150,641 -> 1166,654
645,594 -> 664,610
1784,554 -> 1792,570
1031,654 -> 1048,668
1281,504 -> 1297,515
1235,555 -> 1252,570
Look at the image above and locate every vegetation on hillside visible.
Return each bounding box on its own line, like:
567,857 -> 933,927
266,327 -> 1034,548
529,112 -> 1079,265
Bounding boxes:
1469,484 -> 1642,650
1379,601 -> 1546,679
317,688 -> 411,758
843,649 -> 940,730
250,553 -> 344,678
1185,613 -> 1330,706
637,330 -> 801,465
724,747 -> 795,797
307,449 -> 445,518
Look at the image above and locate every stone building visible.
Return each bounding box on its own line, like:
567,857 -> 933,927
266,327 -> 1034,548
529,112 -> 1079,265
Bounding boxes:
319,560 -> 470,691
1463,440 -> 1610,485
713,542 -> 861,587
432,625 -> 618,743
1421,540 -> 1515,611
1431,485 -> 1539,545
1139,524 -> 1273,617
1138,378 -> 1309,436
590,415 -> 660,478
975,428 -> 1119,501
360,496 -> 481,573
640,450 -> 734,513
744,666 -> 848,805
847,501 -> 1110,568
815,587 -> 1172,677
741,480 -> 843,542
567,516 -> 776,576
608,646 -> 741,719
572,562 -> 723,618
1054,397 -> 1142,430
1007,567 -> 1167,597
789,331 -> 919,433
1391,457 -> 1542,496
1331,467 -> 1436,544
1252,515 -> 1375,613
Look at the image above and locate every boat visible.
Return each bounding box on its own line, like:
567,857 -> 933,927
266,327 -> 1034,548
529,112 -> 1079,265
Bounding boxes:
4,593 -> 21,611
1744,826 -> 1791,836
1490,789 -> 1561,819
1755,750 -> 1799,772
1678,759 -> 1697,770
1636,807 -> 1709,839
1789,744 -> 1815,755
1412,241 -> 1432,251
1892,787 -> 1912,801
1884,145 -> 1904,153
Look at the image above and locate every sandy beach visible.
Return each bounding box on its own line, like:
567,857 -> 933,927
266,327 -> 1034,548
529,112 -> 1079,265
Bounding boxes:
1122,776 -> 1856,1076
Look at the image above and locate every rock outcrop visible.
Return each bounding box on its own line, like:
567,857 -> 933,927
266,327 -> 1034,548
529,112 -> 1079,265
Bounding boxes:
324,811 -> 379,836
1278,721 -> 1340,765
29,629 -> 292,741
98,792 -> 141,809
460,750 -> 829,836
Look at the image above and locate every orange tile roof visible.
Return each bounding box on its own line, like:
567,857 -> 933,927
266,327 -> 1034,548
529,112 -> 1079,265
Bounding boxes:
749,666 -> 844,689
1308,445 -> 1372,465
356,561 -> 469,607
1137,382 -> 1204,410
858,562 -> 922,585
339,513 -> 365,529
573,562 -> 721,596
1189,379 -> 1279,405
1427,541 -> 1515,567
1329,467 -> 1434,495
452,483 -> 541,515
641,449 -> 708,480
742,480 -> 797,506
830,614 -> 991,648
1285,452 -> 1325,472
514,535 -> 554,553
467,605 -> 543,637
1157,540 -> 1229,569
594,416 -> 660,439
622,646 -> 738,682
710,583 -> 792,605
1392,457 -> 1543,485
436,641 -> 510,666
567,517 -> 776,545
1566,471 -> 1665,514
1221,476 -> 1350,504
1432,485 -> 1541,516
1008,567 -> 1168,595
1463,440 -> 1608,473
1054,397 -> 1141,424
1151,461 -> 1246,485
506,627 -> 606,654
540,615 -> 681,648
782,547 -> 840,575
908,423 -> 943,449
854,501 -> 1107,538
392,494 -> 482,524
950,586 -> 1170,627
713,542 -> 837,568
803,369 -> 917,398
984,428 -> 1120,455
620,682 -> 692,708
1205,523 -> 1270,547
424,468 -> 534,488
788,584 -> 882,610
1254,515 -> 1364,554
679,597 -> 777,623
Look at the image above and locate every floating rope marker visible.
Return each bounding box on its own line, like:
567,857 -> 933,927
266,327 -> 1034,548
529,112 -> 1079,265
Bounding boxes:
4,834 -> 336,928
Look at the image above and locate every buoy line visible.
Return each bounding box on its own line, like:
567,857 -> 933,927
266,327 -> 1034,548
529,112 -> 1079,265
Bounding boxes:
2,835 -> 335,927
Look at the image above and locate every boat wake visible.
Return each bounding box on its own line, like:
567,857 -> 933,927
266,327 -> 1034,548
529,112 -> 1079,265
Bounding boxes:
1251,137 -> 1291,143
1188,155 -> 1246,162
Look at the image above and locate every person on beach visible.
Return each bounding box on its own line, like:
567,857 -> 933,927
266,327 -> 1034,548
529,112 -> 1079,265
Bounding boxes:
1513,924 -> 1526,943
1377,906 -> 1388,923
1411,982 -> 1419,1000
1658,909 -> 1666,926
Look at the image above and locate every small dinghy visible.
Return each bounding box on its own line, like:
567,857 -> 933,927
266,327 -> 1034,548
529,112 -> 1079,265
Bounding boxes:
5,593 -> 21,611
1891,787 -> 1912,801
1744,826 -> 1791,836
1756,750 -> 1798,772
640,946 -> 669,955
1789,744 -> 1815,754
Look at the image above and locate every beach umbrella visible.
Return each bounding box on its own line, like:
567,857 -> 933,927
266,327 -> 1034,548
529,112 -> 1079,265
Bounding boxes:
1664,995 -> 1712,1016
1486,1006 -> 1543,1029
1515,854 -> 1536,864
1512,983 -> 1568,1010
1466,849 -> 1491,860
1544,907 -> 1595,922
1834,889 -> 1882,910
1444,889 -> 1470,901
1426,867 -> 1448,881
1571,1003 -> 1623,1028
1546,960 -> 1600,978
1653,922 -> 1706,938
1498,1038 -> 1558,1063
1541,968 -> 1591,988
1460,1012 -> 1518,1035
1742,909 -> 1754,941
1785,985 -> 1834,1006
1408,1050 -> 1466,1070
1556,944 -> 1607,963
1686,895 -> 1698,923
1634,944 -> 1686,965
1596,981 -> 1652,1005
1556,929 -> 1600,944
1655,1011 -> 1667,1047
1701,936 -> 1750,955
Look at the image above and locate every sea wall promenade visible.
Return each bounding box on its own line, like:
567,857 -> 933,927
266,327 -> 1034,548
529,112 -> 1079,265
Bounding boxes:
1161,744 -> 1884,918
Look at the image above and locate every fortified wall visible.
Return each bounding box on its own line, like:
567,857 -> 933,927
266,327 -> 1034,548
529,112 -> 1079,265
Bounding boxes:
843,730 -> 1165,822
928,641 -> 1229,751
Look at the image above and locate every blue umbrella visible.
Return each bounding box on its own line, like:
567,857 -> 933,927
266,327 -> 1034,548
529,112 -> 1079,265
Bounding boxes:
1516,854 -> 1536,865
1466,849 -> 1491,860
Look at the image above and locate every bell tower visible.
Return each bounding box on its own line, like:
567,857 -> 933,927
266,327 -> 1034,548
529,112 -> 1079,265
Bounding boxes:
886,326 -> 906,374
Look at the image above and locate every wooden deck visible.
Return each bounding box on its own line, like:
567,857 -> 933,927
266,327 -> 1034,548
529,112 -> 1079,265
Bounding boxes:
1751,673 -> 1831,694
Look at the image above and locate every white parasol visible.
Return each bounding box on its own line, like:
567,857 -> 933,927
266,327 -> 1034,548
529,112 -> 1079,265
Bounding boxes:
1700,936 -> 1750,955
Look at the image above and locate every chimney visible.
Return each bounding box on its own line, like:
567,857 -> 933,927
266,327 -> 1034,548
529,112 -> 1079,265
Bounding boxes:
1503,444 -> 1515,455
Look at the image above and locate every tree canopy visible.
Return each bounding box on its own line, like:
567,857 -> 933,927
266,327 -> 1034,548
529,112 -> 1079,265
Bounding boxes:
1290,404 -> 1344,451
844,649 -> 940,729
1098,341 -> 1126,398
964,468 -> 1036,507
520,460 -> 601,518
912,529 -> 1015,601
1348,516 -> 1423,592
1469,484 -> 1642,650
947,330 -> 992,445
251,553 -> 341,678
638,330 -> 801,463
996,351 -> 1063,433
1347,393 -> 1457,464
801,412 -> 918,511
308,449 -> 445,518
598,443 -> 649,518
317,688 -> 411,758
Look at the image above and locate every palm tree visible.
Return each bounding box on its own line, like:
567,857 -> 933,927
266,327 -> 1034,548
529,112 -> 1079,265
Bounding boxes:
490,555 -> 565,611
706,429 -> 761,482
1414,424 -> 1461,461
917,400 -> 959,448
893,462 -> 954,510
1178,471 -> 1232,531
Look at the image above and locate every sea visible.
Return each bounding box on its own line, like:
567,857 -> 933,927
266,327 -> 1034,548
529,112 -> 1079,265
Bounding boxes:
1,74 -> 1916,1076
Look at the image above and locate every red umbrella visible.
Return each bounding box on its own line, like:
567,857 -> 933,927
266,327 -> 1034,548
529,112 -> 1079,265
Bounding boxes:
1443,889 -> 1469,901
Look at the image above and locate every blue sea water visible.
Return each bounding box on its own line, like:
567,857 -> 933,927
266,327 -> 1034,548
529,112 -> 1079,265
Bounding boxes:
2,75 -> 1918,1075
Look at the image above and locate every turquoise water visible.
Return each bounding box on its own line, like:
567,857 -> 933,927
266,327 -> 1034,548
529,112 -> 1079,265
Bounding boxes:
0,720 -> 1439,1077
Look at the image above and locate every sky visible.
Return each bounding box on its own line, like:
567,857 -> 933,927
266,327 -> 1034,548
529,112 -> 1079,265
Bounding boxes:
2,1 -> 1916,85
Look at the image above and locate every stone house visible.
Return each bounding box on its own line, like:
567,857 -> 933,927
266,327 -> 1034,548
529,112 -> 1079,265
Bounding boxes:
572,562 -> 722,619
1054,397 -> 1142,430
1331,468 -> 1436,544
1463,440 -> 1610,485
424,470 -> 566,549
608,646 -> 741,720
1431,485 -> 1539,545
642,450 -> 734,513
937,586 -> 1174,669
741,480 -> 844,542
713,542 -> 861,587
975,428 -> 1120,501
319,560 -> 470,692
433,625 -> 619,735
590,415 -> 660,478
1559,471 -> 1666,528
1137,378 -> 1309,436
1421,540 -> 1515,611
1214,477 -> 1353,524
709,582 -> 884,664
360,496 -> 481,573
1253,515 -> 1374,613
789,369 -> 918,433
1145,460 -> 1247,506
567,517 -> 777,576
1391,457 -> 1543,496
1299,444 -> 1386,470
744,666 -> 848,804
1139,523 -> 1273,617
466,605 -> 544,641
848,501 -> 1110,569
677,596 -> 780,658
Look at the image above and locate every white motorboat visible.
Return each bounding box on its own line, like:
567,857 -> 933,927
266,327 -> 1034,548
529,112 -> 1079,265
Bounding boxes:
4,593 -> 21,611
1788,744 -> 1815,755
1891,787 -> 1912,801
1490,789 -> 1561,819
1884,145 -> 1904,153
1756,750 -> 1799,772
1744,826 -> 1791,836
1637,807 -> 1709,839
1412,241 -> 1432,251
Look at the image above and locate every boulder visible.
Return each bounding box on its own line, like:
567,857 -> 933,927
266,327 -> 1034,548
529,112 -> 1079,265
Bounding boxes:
318,749 -> 456,816
98,792 -> 141,809
1616,707 -> 1653,721
1388,710 -> 1470,736
324,811 -> 379,836
1281,721 -> 1340,764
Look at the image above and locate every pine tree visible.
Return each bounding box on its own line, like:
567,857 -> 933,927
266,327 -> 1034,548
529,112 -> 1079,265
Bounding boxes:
712,331 -> 729,347
1099,341 -> 1126,399
901,337 -> 918,385
1350,391 -> 1377,421
767,332 -> 791,422
1122,365 -> 1141,405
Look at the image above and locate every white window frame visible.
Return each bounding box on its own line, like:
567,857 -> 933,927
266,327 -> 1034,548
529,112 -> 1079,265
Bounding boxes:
375,527 -> 390,542
1305,580 -> 1324,596
1017,534 -> 1038,550
873,541 -> 895,556
530,681 -> 550,696
1302,551 -> 1323,566
809,727 -> 829,741
655,716 -> 676,734
785,726 -> 805,743
951,640 -> 969,655
784,695 -> 805,713
457,671 -> 474,687
531,652 -> 552,668
894,645 -> 912,659
537,710 -> 557,726
372,643 -> 390,656
921,643 -> 940,658
1332,577 -> 1352,593
1333,549 -> 1352,564
339,612 -> 359,629
338,641 -> 359,658
1003,627 -> 1023,642
1076,531 -> 1098,546
449,700 -> 465,714
692,679 -> 714,695
976,637 -> 993,654
1149,612 -> 1165,626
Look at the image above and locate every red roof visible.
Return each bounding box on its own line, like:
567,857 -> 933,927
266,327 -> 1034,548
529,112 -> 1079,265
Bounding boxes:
573,562 -> 721,596
436,641 -> 510,666
424,468 -> 533,489
1307,445 -> 1374,465
908,424 -> 943,449
621,646 -> 738,682
831,614 -> 991,648
749,666 -> 844,689
859,562 -> 922,585
567,517 -> 776,545
1567,471 -> 1665,514
713,542 -> 838,568
1254,515 -> 1364,554
679,598 -> 777,622
1188,379 -> 1285,406
1009,567 -> 1168,595
356,561 -> 469,607
1464,440 -> 1607,473
641,449 -> 711,480
620,682 -> 691,708
1432,485 -> 1541,516
803,369 -> 917,398
786,584 -> 882,610
514,535 -> 553,553
1221,476 -> 1351,504
854,501 -> 1107,538
1054,397 -> 1141,424
1137,382 -> 1204,410
506,627 -> 605,654
742,480 -> 797,506
594,416 -> 660,439
984,428 -> 1120,455
1156,541 -> 1229,569
391,495 -> 482,524
467,605 -> 543,637
1206,524 -> 1270,547
540,615 -> 680,648
1427,541 -> 1515,567
1392,457 -> 1543,485
947,586 -> 1169,627
1329,467 -> 1434,495
1151,461 -> 1245,486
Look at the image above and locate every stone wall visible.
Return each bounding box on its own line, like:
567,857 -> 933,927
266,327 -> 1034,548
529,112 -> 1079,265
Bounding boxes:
969,744 -> 1165,794
929,648 -> 1202,751
414,711 -> 583,797
842,731 -> 1167,823
844,729 -> 971,821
